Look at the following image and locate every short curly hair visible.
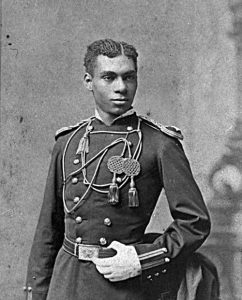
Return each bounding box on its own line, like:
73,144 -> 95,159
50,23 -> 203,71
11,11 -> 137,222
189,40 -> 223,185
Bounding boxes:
84,39 -> 138,76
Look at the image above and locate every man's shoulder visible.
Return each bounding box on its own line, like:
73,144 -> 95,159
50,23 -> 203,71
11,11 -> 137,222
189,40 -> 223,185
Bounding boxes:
138,115 -> 184,140
55,117 -> 92,141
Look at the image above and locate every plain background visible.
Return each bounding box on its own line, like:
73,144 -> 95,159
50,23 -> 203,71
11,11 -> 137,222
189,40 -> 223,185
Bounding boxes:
0,0 -> 239,299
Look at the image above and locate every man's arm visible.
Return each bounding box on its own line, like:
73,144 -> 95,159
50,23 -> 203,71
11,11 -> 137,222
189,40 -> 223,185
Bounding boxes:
135,138 -> 211,280
24,142 -> 65,300
93,138 -> 210,282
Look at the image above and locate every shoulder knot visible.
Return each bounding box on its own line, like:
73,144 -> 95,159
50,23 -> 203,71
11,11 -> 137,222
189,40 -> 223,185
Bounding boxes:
55,118 -> 91,140
139,115 -> 183,140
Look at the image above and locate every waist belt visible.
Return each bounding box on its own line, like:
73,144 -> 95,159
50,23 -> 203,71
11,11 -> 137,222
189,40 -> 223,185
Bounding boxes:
63,237 -> 117,261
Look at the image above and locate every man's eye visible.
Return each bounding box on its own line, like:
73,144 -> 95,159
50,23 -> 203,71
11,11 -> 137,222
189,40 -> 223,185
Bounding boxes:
124,75 -> 136,81
103,75 -> 114,81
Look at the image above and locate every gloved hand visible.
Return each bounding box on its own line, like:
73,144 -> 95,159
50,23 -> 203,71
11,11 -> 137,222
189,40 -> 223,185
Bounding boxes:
92,241 -> 142,282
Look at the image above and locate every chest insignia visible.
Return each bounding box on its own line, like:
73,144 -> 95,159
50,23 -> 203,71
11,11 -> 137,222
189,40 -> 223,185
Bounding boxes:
107,156 -> 141,207
62,118 -> 143,213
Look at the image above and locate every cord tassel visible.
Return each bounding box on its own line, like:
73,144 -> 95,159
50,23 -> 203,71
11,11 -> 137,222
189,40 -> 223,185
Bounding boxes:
128,187 -> 139,207
76,136 -> 85,154
84,134 -> 89,153
76,132 -> 90,155
128,177 -> 139,207
108,182 -> 119,205
108,172 -> 119,205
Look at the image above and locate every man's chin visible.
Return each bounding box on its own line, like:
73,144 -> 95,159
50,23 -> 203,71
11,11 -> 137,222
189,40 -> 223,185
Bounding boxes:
111,107 -> 130,116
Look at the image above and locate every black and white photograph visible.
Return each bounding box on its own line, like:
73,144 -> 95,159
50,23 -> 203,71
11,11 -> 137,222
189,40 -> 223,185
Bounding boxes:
1,1 -> 242,299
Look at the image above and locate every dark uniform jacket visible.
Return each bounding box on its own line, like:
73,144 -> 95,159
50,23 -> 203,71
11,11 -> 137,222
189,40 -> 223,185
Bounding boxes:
24,111 -> 211,300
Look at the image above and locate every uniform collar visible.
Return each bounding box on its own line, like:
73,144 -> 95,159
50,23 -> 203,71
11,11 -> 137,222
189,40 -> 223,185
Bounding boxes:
94,108 -> 136,125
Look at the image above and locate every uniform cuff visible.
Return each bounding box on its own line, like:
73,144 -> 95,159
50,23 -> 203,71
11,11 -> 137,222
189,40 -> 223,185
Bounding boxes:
135,244 -> 170,270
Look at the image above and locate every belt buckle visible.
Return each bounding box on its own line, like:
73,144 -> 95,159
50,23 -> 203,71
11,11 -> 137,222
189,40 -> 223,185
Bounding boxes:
77,245 -> 99,261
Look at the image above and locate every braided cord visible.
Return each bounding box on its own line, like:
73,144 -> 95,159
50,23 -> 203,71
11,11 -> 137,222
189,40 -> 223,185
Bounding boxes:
62,118 -> 143,213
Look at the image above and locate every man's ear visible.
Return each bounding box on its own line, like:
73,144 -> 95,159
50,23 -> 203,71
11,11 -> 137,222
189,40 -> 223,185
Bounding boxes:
84,73 -> 93,91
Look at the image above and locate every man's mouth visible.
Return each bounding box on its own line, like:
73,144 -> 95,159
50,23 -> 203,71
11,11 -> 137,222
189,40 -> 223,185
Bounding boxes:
111,98 -> 128,103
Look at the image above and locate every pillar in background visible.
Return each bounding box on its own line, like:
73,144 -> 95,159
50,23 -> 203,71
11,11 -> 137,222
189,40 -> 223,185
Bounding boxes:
203,1 -> 242,299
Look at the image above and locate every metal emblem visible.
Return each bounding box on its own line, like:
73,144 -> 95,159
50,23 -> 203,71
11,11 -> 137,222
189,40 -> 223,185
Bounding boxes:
107,156 -> 124,174
122,158 -> 140,177
107,156 -> 124,205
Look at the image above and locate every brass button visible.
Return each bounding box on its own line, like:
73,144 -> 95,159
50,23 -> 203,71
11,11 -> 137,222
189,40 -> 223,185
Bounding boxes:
116,177 -> 122,183
76,237 -> 82,243
72,177 -> 78,184
75,216 -> 82,224
104,218 -> 112,226
28,287 -> 32,292
164,258 -> 170,263
87,125 -> 93,131
73,159 -> 80,165
154,272 -> 160,277
127,126 -> 133,131
162,269 -> 167,273
99,237 -> 107,246
73,196 -> 80,203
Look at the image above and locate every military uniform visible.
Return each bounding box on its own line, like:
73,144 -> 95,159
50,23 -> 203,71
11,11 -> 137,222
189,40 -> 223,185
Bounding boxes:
24,110 -> 210,300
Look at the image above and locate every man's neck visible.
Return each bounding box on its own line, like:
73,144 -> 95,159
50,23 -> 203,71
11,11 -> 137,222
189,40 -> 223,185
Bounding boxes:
95,108 -> 135,126
95,110 -> 117,126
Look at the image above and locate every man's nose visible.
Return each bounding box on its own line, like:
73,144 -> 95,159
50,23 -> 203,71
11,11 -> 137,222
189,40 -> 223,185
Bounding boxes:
114,77 -> 127,93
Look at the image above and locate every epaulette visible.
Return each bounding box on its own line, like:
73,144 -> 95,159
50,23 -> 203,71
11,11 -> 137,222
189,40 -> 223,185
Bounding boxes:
55,118 -> 91,141
139,115 -> 183,140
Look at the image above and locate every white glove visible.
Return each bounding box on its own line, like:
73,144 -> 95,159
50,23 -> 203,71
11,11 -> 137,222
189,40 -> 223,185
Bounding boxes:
92,241 -> 142,282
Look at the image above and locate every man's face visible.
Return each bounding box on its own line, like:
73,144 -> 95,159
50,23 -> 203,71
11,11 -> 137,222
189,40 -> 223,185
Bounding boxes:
85,54 -> 138,121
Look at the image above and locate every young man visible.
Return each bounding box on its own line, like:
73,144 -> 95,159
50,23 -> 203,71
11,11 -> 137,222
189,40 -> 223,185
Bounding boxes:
24,39 -> 211,300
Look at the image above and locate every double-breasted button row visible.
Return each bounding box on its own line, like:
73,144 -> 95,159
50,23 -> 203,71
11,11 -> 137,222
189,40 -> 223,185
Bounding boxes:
99,237 -> 107,246
116,177 -> 122,183
73,196 -> 80,203
75,216 -> 82,224
87,125 -> 93,131
72,177 -> 78,184
104,218 -> 112,226
73,159 -> 80,165
23,286 -> 32,292
75,237 -> 107,246
76,237 -> 82,243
